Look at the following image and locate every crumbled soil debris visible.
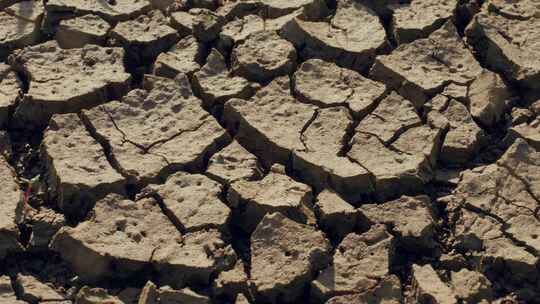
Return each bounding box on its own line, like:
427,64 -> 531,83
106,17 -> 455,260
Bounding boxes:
1,0 -> 539,303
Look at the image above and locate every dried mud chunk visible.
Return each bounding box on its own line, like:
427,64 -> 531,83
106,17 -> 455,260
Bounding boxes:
223,76 -> 316,165
224,77 -> 371,201
0,156 -> 24,259
429,97 -> 485,165
41,114 -> 125,218
228,170 -> 315,232
152,229 -> 236,288
391,0 -> 458,44
28,207 -> 66,249
232,30 -> 296,83
55,14 -> 110,49
50,194 -> 162,282
348,125 -> 443,201
45,0 -> 151,23
454,139 -> 540,253
82,75 -> 230,182
508,121 -> 540,150
281,0 -> 386,73
192,49 -> 254,107
356,92 -> 422,144
468,70 -> 511,127
451,269 -> 493,303
0,276 -> 26,303
465,12 -> 540,89
52,194 -> 235,286
15,274 -> 66,303
191,9 -> 225,43
482,237 -> 538,282
293,59 -> 386,117
206,140 -> 263,185
371,21 -> 482,107
291,106 -> 372,201
213,260 -> 249,299
324,275 -> 402,304
110,10 -> 179,62
359,196 -> 436,250
218,15 -> 264,53
75,286 -> 123,304
312,225 -> 395,302
153,36 -> 207,78
0,64 -> 21,128
152,172 -> 230,232
169,11 -> 195,36
412,264 -> 457,304
0,12 -> 41,59
315,190 -> 357,240
9,41 -> 130,126
250,212 -> 331,303
452,208 -> 504,252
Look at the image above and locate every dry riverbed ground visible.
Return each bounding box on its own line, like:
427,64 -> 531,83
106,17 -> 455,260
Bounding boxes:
1,0 -> 540,303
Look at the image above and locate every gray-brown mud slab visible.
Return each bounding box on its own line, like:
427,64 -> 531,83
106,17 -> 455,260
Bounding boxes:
314,189 -> 357,239
293,59 -> 387,117
223,76 -> 373,203
311,225 -> 396,302
41,113 -> 126,219
390,0 -> 458,44
0,1 -> 44,59
55,14 -> 110,49
153,35 -> 208,78
280,0 -> 387,73
466,2 -> 540,90
51,193 -> 236,287
147,171 -> 231,233
232,30 -> 297,83
192,49 -> 255,108
359,195 -> 436,251
370,21 -> 489,108
427,95 -> 485,165
206,140 -> 263,185
443,139 -> 540,295
250,212 -> 330,303
347,92 -> 444,200
81,74 -> 230,183
227,168 -> 315,232
44,0 -> 151,29
9,41 -> 130,126
110,10 -> 179,63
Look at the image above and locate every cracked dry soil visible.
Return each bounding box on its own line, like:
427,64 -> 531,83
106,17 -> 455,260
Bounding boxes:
1,0 -> 540,303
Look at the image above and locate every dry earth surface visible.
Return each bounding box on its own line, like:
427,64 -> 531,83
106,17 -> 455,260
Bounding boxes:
1,0 -> 540,303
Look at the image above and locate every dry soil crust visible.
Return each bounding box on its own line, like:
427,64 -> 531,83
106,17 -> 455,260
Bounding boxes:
0,0 -> 539,304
